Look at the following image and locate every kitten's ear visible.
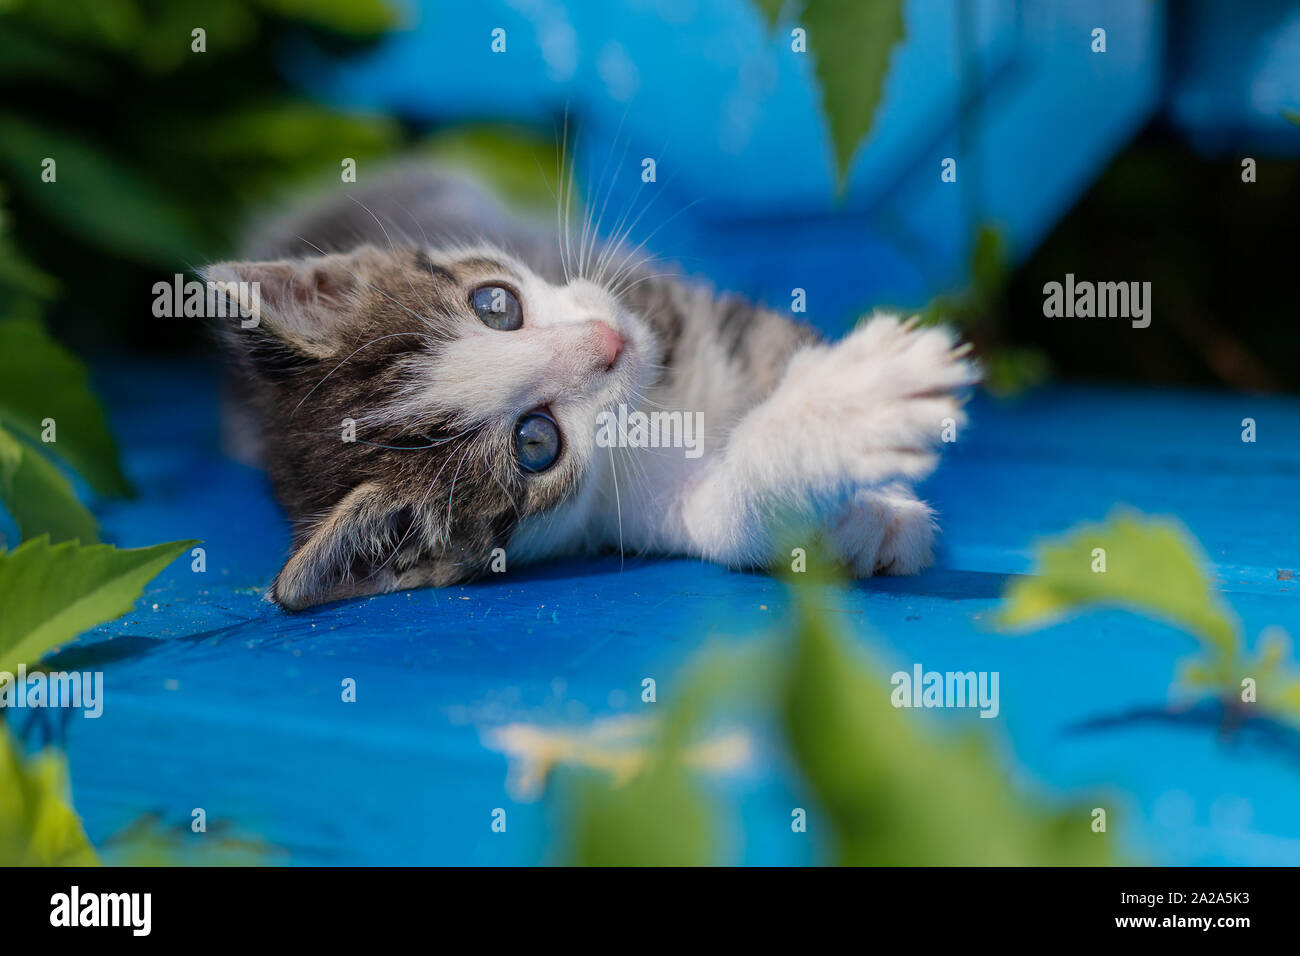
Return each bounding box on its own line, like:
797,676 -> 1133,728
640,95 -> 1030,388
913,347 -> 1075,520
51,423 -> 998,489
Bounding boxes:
271,483 -> 422,610
201,246 -> 383,369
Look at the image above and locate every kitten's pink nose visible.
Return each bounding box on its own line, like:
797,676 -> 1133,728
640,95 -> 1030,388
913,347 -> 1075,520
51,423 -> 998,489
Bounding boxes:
591,321 -> 625,370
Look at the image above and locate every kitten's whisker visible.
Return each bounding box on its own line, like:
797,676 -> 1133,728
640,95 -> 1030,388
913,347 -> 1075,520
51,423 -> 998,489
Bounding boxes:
444,436 -> 475,529
608,271 -> 682,299
554,113 -> 571,284
561,109 -> 580,285
592,159 -> 686,286
602,196 -> 703,293
606,441 -> 624,572
580,110 -> 632,282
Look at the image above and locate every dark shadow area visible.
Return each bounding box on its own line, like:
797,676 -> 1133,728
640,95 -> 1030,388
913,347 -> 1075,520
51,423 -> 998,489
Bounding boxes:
1004,126 -> 1300,392
1063,699 -> 1300,767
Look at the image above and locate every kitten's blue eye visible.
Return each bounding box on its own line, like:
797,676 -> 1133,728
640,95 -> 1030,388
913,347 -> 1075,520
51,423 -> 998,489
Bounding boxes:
514,412 -> 560,473
471,284 -> 522,330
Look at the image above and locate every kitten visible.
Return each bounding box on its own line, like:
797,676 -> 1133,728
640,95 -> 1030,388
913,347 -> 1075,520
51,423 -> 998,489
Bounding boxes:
204,165 -> 977,610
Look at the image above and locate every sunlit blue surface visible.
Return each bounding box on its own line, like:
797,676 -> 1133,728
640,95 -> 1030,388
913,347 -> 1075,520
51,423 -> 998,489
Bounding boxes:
38,361 -> 1300,865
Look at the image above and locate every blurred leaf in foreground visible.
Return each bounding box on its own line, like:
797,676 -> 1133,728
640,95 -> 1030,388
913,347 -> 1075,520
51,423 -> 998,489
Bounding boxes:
0,425 -> 99,544
560,645 -> 771,865
1001,511 -> 1300,729
555,573 -> 1112,864
998,510 -> 1238,658
0,535 -> 195,674
782,586 -> 1114,865
567,757 -> 716,866
1178,625 -> 1300,726
0,316 -> 131,497
0,727 -> 98,865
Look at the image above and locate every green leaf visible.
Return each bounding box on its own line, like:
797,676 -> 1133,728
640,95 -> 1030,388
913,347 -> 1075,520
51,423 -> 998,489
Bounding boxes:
999,510 -> 1239,657
782,588 -> 1114,865
803,0 -> 905,188
567,759 -> 715,866
9,0 -> 143,53
0,425 -> 99,544
982,345 -> 1051,396
172,101 -> 397,166
558,644 -> 772,865
0,535 -> 196,673
1284,109 -> 1300,127
752,0 -> 788,29
0,114 -> 208,265
255,0 -> 398,35
0,20 -> 111,89
0,317 -> 131,497
0,215 -> 58,300
0,726 -> 99,866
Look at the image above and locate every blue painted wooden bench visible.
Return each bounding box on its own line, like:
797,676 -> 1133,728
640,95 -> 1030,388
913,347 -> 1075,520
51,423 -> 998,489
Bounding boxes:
48,361 -> 1297,864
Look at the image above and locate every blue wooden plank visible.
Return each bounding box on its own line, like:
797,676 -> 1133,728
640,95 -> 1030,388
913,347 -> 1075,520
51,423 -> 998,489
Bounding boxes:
36,360 -> 1298,865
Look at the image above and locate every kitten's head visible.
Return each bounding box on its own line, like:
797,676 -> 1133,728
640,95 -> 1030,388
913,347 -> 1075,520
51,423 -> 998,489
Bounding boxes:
203,243 -> 658,609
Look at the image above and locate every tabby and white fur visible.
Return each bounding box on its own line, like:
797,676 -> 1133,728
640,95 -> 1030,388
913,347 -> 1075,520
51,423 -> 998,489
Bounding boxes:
204,166 -> 977,610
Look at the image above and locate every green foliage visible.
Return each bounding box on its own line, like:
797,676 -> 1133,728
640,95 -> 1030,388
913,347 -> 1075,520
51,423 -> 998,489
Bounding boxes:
1000,511 -> 1300,726
751,0 -> 905,188
920,225 -> 1050,395
568,760 -> 715,866
753,0 -> 785,28
0,534 -> 206,868
0,316 -> 130,498
999,510 -> 1237,655
0,728 -> 99,866
0,535 -> 195,673
781,586 -> 1112,865
561,577 -> 1113,865
257,0 -> 396,35
0,114 -> 208,266
803,0 -> 905,188
0,425 -> 99,544
1178,626 -> 1300,723
0,0 -> 400,348
0,196 -> 57,300
561,644 -> 770,865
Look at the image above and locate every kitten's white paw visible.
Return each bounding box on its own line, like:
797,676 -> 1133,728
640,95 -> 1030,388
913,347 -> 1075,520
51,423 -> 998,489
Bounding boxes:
831,485 -> 936,577
757,314 -> 979,490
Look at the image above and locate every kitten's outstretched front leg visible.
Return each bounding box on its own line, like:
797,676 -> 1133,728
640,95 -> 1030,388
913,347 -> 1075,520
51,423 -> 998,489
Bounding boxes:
676,314 -> 976,571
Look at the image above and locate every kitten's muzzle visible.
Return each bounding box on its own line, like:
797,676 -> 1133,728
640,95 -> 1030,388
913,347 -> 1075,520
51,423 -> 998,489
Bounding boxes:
591,320 -> 626,371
